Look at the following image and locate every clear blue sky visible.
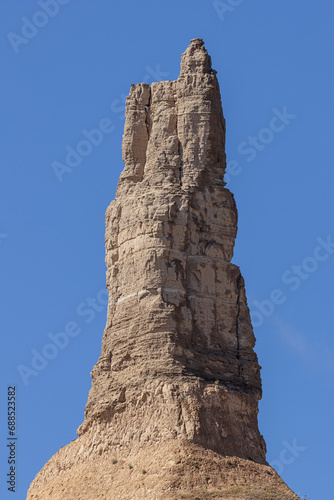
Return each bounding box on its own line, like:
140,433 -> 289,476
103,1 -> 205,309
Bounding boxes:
1,1 -> 333,499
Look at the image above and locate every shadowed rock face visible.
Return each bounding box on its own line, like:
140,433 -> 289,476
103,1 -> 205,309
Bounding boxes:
26,39 -> 299,500
78,37 -> 265,463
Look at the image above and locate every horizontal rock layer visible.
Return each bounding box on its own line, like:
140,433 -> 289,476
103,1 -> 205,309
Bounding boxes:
26,438 -> 299,500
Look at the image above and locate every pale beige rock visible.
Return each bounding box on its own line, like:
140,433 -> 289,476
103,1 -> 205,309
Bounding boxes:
26,39 -> 298,500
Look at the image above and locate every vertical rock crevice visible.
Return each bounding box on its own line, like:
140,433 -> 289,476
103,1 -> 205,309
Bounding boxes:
236,273 -> 242,377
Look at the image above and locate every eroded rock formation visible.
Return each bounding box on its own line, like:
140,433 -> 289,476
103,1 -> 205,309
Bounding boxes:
27,38 -> 298,500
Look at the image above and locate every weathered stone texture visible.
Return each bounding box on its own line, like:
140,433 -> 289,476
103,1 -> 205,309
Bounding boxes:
26,39 -> 298,500
79,37 -> 263,460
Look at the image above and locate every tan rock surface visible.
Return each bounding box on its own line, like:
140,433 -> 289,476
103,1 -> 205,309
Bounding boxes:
26,39 -> 298,500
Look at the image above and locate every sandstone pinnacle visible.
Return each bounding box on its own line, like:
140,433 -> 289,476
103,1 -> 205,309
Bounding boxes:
26,39 -> 298,500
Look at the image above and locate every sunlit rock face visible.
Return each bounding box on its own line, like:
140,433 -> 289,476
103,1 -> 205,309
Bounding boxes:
78,38 -> 264,462
27,39 -> 299,500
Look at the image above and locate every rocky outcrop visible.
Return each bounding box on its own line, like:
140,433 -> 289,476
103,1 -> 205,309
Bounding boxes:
26,39 -> 298,500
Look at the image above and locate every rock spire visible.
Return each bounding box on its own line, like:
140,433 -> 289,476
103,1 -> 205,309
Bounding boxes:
79,36 -> 264,461
27,39 -> 298,500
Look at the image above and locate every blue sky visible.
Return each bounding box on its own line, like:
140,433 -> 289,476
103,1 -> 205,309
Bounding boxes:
1,1 -> 333,499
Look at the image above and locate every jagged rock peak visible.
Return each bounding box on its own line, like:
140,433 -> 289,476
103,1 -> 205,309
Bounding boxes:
180,38 -> 213,76
119,38 -> 226,193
